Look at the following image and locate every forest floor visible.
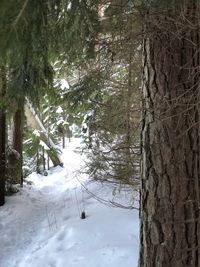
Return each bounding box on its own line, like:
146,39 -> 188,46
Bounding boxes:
0,138 -> 139,267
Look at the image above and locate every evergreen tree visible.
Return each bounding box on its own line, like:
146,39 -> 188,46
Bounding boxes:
0,0 -> 100,202
0,0 -> 58,200
140,1 -> 200,266
66,0 -> 141,186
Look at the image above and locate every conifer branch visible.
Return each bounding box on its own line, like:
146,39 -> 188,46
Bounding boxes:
12,0 -> 29,28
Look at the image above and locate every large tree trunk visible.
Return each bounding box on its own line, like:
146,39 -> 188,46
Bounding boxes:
139,2 -> 200,267
0,67 -> 6,206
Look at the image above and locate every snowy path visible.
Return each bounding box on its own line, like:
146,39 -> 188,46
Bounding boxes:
0,139 -> 139,267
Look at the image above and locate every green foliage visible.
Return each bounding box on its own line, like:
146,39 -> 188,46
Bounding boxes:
23,130 -> 40,159
0,0 -> 102,177
52,0 -> 100,63
0,1 -> 54,105
23,77 -> 71,169
82,68 -> 141,185
66,8 -> 142,185
66,70 -> 104,111
1,0 -> 142,187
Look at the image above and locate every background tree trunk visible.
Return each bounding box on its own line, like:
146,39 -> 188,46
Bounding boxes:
11,106 -> 24,185
139,2 -> 200,266
62,130 -> 65,149
0,67 -> 6,206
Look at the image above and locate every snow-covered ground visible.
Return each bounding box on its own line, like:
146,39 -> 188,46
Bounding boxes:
0,139 -> 139,267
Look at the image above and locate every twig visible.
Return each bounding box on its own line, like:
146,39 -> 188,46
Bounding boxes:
12,0 -> 29,28
76,177 -> 139,210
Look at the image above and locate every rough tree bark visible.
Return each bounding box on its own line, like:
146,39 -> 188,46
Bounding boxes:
0,67 -> 6,206
139,2 -> 200,267
8,106 -> 24,185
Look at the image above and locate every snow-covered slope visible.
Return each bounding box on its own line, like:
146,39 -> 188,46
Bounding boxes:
0,139 -> 139,267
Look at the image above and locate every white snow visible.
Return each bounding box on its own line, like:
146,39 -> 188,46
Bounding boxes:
0,138 -> 139,267
39,140 -> 50,150
33,129 -> 40,137
60,79 -> 70,90
56,107 -> 63,114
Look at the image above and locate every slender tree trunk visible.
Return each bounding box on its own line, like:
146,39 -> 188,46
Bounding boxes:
0,67 -> 6,206
139,2 -> 200,266
12,106 -> 24,185
36,149 -> 40,173
42,146 -> 46,171
62,130 -> 65,149
47,154 -> 50,170
125,53 -> 133,171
